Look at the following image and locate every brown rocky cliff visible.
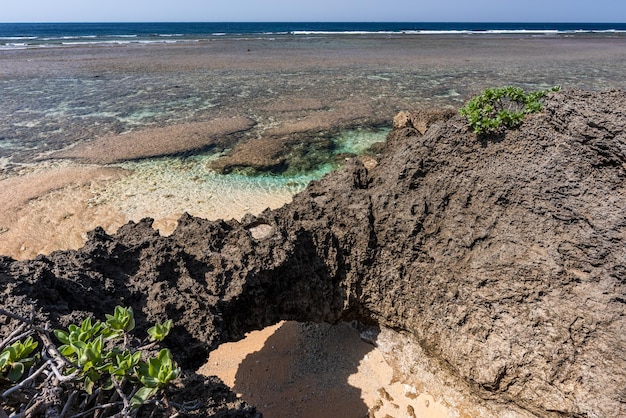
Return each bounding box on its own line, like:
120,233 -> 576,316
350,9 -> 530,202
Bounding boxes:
1,90 -> 625,417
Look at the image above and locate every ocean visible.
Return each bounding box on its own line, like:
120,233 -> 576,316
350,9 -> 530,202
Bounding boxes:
1,22 -> 626,49
1,22 -> 626,257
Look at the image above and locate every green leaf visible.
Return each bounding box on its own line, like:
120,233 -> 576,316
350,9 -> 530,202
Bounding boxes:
147,358 -> 159,378
54,329 -> 70,344
147,319 -> 172,342
139,374 -> 160,388
130,386 -> 159,409
158,349 -> 170,364
0,349 -> 11,369
59,344 -> 75,357
7,362 -> 24,382
4,346 -> 17,362
70,340 -> 87,352
17,337 -> 38,358
84,373 -> 96,394
80,317 -> 92,333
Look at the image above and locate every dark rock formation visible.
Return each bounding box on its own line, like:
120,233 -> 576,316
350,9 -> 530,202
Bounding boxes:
2,90 -> 625,417
207,132 -> 336,175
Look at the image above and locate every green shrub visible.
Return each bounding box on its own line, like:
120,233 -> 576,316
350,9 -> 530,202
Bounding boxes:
0,337 -> 38,382
1,306 -> 180,417
460,85 -> 560,134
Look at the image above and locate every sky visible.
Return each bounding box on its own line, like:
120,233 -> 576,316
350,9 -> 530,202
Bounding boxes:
1,0 -> 625,23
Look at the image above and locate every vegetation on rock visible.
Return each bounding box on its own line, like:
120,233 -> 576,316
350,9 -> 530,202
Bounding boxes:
1,306 -> 181,417
460,85 -> 560,134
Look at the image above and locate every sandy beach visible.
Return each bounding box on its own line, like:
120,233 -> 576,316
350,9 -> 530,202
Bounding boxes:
2,33 -> 626,417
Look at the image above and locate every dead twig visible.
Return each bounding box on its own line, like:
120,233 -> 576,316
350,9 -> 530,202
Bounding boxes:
66,401 -> 125,418
60,391 -> 78,418
0,323 -> 31,351
0,309 -> 32,325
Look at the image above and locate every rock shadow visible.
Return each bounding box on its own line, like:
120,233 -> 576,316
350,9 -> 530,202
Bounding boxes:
233,321 -> 374,418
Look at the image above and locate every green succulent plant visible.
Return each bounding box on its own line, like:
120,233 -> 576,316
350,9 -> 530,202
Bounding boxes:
0,337 -> 38,382
2,304 -> 183,416
460,85 -> 560,134
147,319 -> 173,342
131,348 -> 181,409
51,306 -> 179,404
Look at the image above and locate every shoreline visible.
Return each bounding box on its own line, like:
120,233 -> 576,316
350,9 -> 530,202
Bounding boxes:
2,33 -> 626,416
2,34 -> 626,260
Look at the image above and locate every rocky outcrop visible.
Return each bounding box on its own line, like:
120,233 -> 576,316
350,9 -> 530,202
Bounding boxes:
2,90 -> 625,417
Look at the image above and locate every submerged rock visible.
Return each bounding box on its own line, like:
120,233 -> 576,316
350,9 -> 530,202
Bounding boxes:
1,90 -> 625,417
207,133 -> 335,175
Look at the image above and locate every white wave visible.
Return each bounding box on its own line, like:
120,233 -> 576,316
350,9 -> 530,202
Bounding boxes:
0,43 -> 29,50
285,28 -> 626,36
0,36 -> 37,40
290,30 -> 399,35
60,39 -> 183,46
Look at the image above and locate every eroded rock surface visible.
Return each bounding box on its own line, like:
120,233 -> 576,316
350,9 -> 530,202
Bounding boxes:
2,90 -> 625,417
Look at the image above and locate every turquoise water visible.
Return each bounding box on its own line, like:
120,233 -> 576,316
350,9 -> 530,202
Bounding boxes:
333,128 -> 390,155
88,127 -> 387,224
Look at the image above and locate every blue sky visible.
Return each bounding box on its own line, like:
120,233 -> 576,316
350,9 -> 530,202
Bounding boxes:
2,0 -> 625,23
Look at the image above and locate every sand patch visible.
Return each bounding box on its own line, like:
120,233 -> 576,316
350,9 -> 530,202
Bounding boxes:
51,117 -> 256,164
200,322 -> 454,418
0,165 -> 129,259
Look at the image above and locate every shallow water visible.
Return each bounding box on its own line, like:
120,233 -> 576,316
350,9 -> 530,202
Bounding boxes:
1,34 -> 626,232
3,35 -> 625,165
85,126 -> 386,222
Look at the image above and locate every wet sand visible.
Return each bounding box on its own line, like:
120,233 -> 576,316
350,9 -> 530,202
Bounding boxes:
0,164 -> 128,259
3,34 -> 626,417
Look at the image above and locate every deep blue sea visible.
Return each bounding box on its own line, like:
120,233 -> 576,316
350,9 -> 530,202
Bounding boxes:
1,22 -> 625,49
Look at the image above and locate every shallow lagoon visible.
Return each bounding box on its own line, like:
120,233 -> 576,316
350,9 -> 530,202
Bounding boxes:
1,34 -> 626,256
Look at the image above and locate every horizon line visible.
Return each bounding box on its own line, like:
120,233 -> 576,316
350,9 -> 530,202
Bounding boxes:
2,20 -> 625,24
